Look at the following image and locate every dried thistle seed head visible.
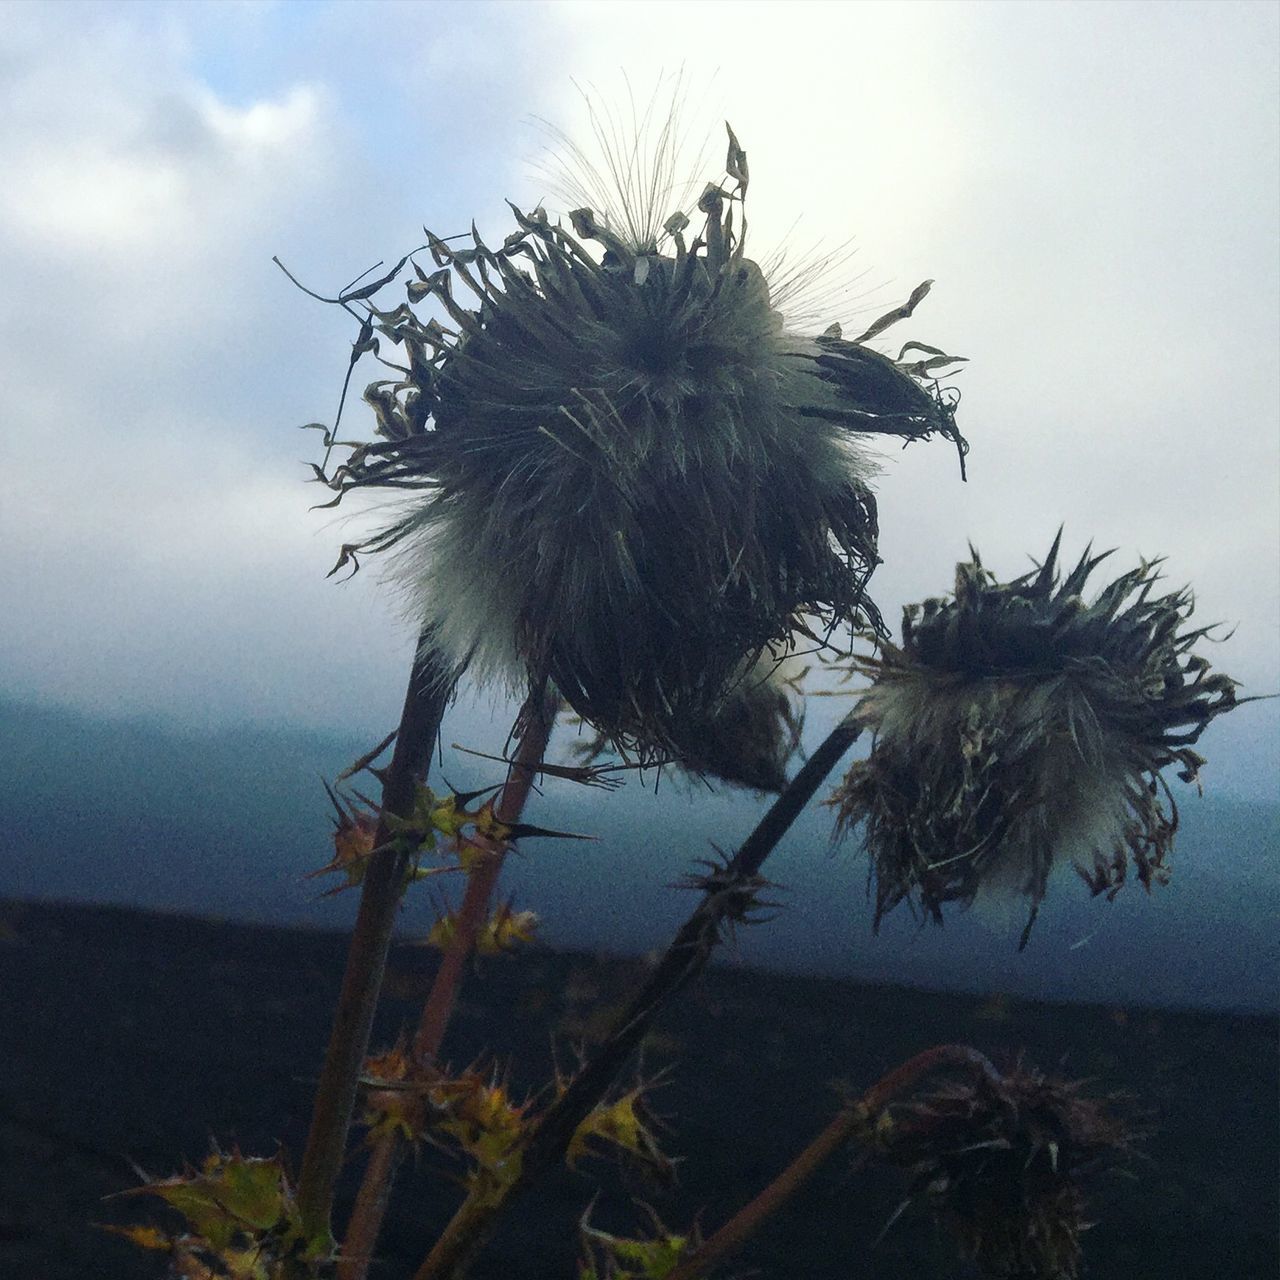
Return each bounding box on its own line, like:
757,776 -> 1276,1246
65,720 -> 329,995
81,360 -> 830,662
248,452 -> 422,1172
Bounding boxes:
314,122 -> 965,763
571,636 -> 809,791
878,1061 -> 1137,1280
529,73 -> 715,259
832,531 -> 1243,945
667,642 -> 808,792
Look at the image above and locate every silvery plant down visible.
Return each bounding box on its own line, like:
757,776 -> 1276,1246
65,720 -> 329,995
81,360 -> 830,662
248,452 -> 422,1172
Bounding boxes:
833,533 -> 1244,947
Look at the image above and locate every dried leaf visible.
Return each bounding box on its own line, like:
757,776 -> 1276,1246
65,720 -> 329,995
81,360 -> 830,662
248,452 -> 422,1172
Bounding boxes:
724,122 -> 749,191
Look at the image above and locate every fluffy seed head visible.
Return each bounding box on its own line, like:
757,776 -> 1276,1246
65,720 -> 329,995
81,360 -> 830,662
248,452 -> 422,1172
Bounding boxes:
313,123 -> 965,765
832,532 -> 1243,945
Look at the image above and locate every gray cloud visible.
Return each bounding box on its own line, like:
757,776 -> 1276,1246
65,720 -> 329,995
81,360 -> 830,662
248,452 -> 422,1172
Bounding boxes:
4,2 -> 1276,797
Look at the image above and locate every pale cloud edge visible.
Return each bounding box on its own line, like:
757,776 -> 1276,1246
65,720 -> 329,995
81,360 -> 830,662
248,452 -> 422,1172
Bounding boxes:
3,0 -> 1275,800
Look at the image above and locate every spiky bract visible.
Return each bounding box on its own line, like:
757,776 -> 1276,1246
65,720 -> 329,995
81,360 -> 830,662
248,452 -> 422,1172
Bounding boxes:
832,533 -> 1241,944
316,130 -> 964,765
879,1062 -> 1136,1279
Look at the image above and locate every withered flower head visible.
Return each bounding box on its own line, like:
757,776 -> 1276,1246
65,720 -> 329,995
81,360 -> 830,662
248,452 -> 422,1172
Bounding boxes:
571,635 -> 809,792
310,115 -> 965,769
879,1061 -> 1137,1279
672,642 -> 807,792
832,532 -> 1243,945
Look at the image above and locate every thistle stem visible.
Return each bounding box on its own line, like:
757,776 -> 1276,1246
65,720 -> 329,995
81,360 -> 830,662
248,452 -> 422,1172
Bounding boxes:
332,1133 -> 400,1280
665,1116 -> 870,1280
412,710 -> 864,1280
859,1042 -> 1002,1114
664,1044 -> 1002,1280
337,687 -> 556,1280
295,638 -> 456,1249
413,686 -> 556,1062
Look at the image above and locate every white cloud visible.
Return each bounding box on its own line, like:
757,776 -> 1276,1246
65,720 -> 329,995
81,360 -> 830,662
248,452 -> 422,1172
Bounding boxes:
8,83 -> 320,246
0,2 -> 570,730
550,0 -> 1280,696
3,0 -> 1276,765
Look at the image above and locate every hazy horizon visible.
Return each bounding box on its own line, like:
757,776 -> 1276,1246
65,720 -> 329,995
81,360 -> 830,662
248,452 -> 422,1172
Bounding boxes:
4,693 -> 1276,1013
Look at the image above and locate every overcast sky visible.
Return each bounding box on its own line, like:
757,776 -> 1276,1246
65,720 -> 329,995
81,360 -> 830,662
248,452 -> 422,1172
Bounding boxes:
3,0 -> 1277,798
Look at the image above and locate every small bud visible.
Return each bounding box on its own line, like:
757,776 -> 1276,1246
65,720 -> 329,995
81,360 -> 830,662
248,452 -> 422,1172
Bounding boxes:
307,781 -> 380,893
578,1203 -> 696,1280
875,1061 -> 1138,1280
568,1084 -> 676,1184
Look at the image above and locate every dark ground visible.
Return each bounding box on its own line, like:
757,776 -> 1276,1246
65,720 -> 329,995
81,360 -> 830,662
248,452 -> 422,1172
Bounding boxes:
1,900 -> 1275,1279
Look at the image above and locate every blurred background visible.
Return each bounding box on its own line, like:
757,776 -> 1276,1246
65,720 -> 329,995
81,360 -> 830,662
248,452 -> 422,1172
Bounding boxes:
2,0 -> 1277,1010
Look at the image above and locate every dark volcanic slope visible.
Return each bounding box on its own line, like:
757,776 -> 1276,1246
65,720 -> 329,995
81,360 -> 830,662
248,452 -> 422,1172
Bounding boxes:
1,900 -> 1275,1279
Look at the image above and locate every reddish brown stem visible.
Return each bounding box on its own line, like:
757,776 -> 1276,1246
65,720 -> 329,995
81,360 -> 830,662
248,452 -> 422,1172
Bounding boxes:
859,1042 -> 1001,1114
295,640 -> 456,1249
413,691 -> 553,1063
665,1113 -> 869,1280
331,1133 -> 400,1278
336,688 -> 556,1280
664,1044 -> 1002,1280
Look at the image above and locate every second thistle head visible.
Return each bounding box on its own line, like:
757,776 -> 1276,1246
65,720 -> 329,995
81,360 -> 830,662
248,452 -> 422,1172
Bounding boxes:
311,115 -> 965,770
832,532 -> 1244,945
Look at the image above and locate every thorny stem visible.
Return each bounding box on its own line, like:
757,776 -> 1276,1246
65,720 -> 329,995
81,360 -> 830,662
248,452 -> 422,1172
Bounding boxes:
294,637 -> 457,1250
664,1044 -> 1003,1280
414,686 -> 557,1062
859,1042 -> 1003,1114
337,687 -> 557,1280
412,710 -> 864,1280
